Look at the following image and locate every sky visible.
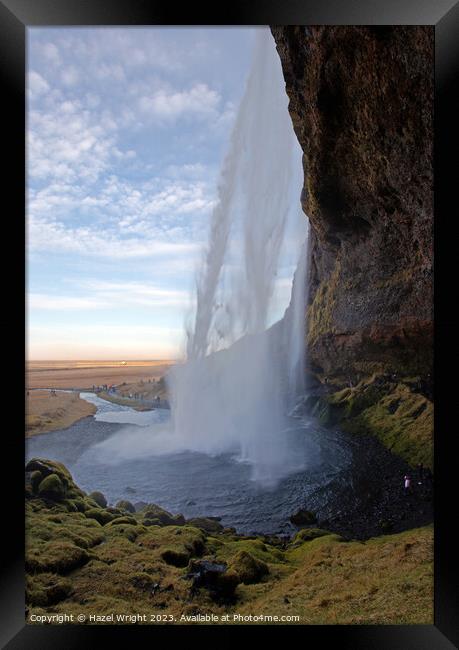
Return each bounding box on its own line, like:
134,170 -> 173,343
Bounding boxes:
27,27 -> 304,360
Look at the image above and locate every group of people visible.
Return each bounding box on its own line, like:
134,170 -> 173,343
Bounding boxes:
92,384 -> 116,393
403,463 -> 433,493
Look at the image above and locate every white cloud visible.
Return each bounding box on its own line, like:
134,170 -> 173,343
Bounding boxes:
61,65 -> 80,87
28,71 -> 49,97
28,282 -> 193,311
28,293 -> 109,310
41,42 -> 60,65
28,215 -> 203,260
139,83 -> 221,121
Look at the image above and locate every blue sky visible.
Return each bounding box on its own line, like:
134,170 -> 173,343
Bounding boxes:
27,27 -> 304,360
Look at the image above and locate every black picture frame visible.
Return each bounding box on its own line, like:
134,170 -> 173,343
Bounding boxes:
1,1 -> 457,647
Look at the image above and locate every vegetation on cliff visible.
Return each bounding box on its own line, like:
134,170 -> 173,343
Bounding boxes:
310,374 -> 433,469
272,26 -> 433,467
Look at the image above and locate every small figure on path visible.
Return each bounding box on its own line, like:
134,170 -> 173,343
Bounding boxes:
404,474 -> 412,493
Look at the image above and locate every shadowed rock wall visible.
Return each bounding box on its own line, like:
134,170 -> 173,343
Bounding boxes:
272,26 -> 433,387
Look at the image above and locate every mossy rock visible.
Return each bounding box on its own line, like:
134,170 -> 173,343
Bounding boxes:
38,474 -> 66,501
105,523 -> 144,542
143,517 -> 162,527
229,550 -> 269,584
84,508 -> 115,525
66,498 -> 87,513
26,458 -> 72,483
106,515 -> 138,526
291,528 -> 331,545
142,503 -> 185,526
115,500 -> 136,513
161,548 -> 190,567
186,517 -> 224,534
30,471 -> 43,493
88,491 -> 107,508
26,540 -> 89,574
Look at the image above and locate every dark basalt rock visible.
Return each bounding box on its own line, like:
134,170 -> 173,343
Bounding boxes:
187,560 -> 240,600
289,509 -> 317,527
272,26 -> 433,386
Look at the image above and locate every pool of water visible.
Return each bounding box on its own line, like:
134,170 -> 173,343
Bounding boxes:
26,393 -> 354,534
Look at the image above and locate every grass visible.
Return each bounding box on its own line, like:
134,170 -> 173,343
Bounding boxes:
316,375 -> 433,468
26,390 -> 96,436
25,458 -> 433,625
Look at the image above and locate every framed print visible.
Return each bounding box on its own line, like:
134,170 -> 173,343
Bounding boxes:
0,0 -> 457,647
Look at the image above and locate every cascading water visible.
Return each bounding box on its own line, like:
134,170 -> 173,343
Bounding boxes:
88,28 -> 309,488
167,29 -> 308,484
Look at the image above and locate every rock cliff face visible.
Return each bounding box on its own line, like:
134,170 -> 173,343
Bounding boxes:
272,26 -> 433,385
272,27 -> 433,466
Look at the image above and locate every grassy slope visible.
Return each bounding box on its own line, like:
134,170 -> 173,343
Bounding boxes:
26,391 -> 96,437
310,374 -> 433,469
26,460 -> 433,625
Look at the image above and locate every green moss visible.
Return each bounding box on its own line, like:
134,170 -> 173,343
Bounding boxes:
307,260 -> 341,346
161,548 -> 190,567
213,537 -> 284,565
186,517 -> 223,534
115,500 -> 136,513
316,376 -> 433,469
89,491 -> 107,508
291,528 -> 331,545
141,503 -> 184,526
105,523 -> 145,542
84,508 -> 115,525
229,550 -> 269,584
26,540 -> 90,574
26,573 -> 72,606
24,459 -> 434,624
30,471 -> 43,493
38,474 -> 65,501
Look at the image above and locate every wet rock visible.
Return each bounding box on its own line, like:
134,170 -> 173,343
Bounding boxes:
290,509 -> 317,527
271,26 -> 433,416
186,517 -> 224,534
125,486 -> 137,494
187,560 -> 240,600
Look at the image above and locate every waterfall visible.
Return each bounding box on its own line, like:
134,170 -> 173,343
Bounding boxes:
167,29 -> 308,485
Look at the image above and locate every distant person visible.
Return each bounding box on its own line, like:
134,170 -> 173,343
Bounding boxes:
404,474 -> 412,492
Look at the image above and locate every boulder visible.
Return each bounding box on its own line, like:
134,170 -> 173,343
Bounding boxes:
115,500 -> 136,513
186,517 -> 224,534
187,560 -> 240,600
229,550 -> 269,584
289,509 -> 317,527
142,503 -> 185,526
88,491 -> 107,508
37,474 -> 66,501
84,508 -> 114,525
